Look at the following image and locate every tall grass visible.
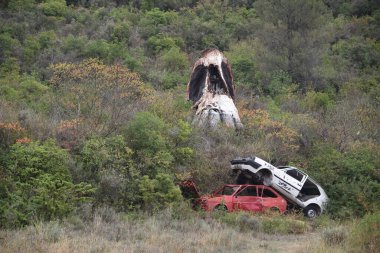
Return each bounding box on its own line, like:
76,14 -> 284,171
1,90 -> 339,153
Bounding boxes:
0,206 -> 372,253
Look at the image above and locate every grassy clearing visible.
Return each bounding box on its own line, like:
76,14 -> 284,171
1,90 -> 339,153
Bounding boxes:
0,207 -> 375,253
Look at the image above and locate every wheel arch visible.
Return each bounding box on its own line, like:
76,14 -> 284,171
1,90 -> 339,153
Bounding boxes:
257,168 -> 274,185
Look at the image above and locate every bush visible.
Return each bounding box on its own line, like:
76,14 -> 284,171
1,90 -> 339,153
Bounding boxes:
349,212 -> 380,253
7,0 -> 36,11
308,143 -> 380,218
78,135 -> 140,211
322,226 -> 348,246
41,0 -> 67,17
0,140 -> 94,228
261,217 -> 308,234
139,173 -> 183,211
147,34 -> 184,54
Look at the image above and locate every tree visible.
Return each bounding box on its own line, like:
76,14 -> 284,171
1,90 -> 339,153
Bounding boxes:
77,135 -> 140,210
254,0 -> 333,90
50,58 -> 153,147
0,140 -> 94,228
124,112 -> 174,176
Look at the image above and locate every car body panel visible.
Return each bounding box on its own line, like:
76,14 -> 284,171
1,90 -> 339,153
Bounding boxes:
180,183 -> 287,214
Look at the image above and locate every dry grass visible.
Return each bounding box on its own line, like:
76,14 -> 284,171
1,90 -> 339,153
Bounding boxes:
0,208 -> 349,253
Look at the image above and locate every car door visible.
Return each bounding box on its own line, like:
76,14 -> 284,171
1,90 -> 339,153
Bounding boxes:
232,186 -> 262,211
281,168 -> 307,197
258,186 -> 284,212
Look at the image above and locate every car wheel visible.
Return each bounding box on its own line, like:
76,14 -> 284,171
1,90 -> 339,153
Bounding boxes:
303,205 -> 319,218
268,207 -> 281,214
214,205 -> 227,212
257,170 -> 273,186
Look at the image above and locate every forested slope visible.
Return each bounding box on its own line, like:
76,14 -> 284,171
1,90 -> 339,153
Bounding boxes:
0,0 -> 379,229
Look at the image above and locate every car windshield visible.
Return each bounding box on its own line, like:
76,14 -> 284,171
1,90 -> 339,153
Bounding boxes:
216,186 -> 240,196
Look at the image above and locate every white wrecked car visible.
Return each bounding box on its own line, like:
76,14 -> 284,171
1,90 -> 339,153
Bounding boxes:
231,157 -> 328,218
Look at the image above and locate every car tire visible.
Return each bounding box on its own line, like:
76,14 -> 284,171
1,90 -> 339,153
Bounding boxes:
303,205 -> 319,218
214,205 -> 227,212
268,207 -> 281,214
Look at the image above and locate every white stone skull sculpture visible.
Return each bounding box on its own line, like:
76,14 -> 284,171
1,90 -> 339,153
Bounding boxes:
187,49 -> 243,129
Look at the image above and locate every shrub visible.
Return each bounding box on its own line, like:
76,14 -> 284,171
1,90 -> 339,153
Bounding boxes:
261,217 -> 308,234
139,173 -> 183,211
349,212 -> 380,253
322,226 -> 348,246
147,34 -> 184,54
225,41 -> 257,87
0,140 -> 94,228
77,135 -> 140,211
302,90 -> 334,113
308,143 -> 380,218
125,112 -> 169,154
7,0 -> 36,11
41,0 -> 67,17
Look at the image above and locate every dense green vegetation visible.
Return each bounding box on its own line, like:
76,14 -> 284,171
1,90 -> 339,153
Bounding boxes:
0,0 -> 379,230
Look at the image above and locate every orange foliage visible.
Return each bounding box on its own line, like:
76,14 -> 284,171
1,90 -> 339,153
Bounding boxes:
15,137 -> 32,144
0,122 -> 28,147
57,119 -> 83,131
0,122 -> 25,132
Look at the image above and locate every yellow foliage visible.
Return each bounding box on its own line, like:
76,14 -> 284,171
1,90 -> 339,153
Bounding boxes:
237,103 -> 300,160
50,58 -> 153,100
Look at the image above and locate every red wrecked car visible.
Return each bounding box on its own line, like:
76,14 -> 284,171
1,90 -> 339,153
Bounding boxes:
179,180 -> 287,214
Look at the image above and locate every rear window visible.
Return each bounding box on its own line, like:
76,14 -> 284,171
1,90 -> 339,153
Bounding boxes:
237,186 -> 257,196
258,188 -> 278,198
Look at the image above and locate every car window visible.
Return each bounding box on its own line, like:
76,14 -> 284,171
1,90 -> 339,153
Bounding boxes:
237,186 -> 257,196
217,186 -> 239,195
258,187 -> 278,198
286,169 -> 304,181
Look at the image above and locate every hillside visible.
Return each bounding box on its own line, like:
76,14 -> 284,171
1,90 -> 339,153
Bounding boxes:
0,0 -> 379,252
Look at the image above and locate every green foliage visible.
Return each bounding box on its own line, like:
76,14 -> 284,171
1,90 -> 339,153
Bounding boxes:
308,143 -> 380,218
253,0 -> 332,89
301,90 -> 334,112
147,34 -> 184,54
0,0 -> 379,229
0,140 -> 94,228
41,0 -> 67,17
111,22 -> 130,43
0,33 -> 21,60
159,47 -> 187,71
7,140 -> 70,180
7,0 -> 36,11
38,30 -> 57,48
0,72 -> 49,112
332,36 -> 380,70
84,40 -> 113,59
225,41 -> 257,87
349,212 -> 380,253
139,8 -> 179,38
125,112 -> 169,154
267,70 -> 293,97
139,173 -> 182,211
62,34 -> 87,54
261,217 -> 308,234
23,36 -> 41,65
78,135 -> 140,210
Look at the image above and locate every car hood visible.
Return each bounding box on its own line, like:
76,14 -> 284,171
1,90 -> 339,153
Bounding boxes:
179,180 -> 201,199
